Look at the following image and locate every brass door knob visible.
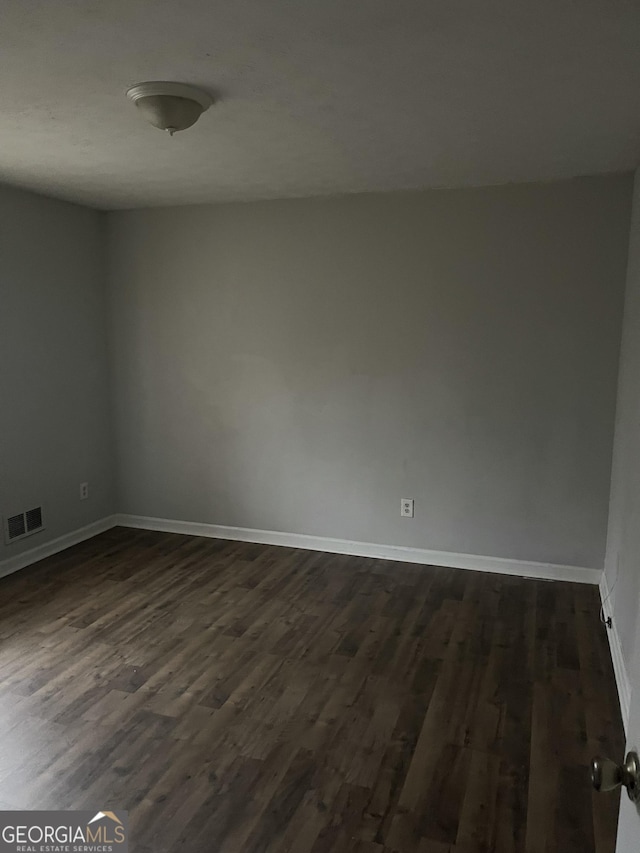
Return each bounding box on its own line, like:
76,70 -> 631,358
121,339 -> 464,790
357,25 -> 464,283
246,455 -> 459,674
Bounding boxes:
591,752 -> 640,802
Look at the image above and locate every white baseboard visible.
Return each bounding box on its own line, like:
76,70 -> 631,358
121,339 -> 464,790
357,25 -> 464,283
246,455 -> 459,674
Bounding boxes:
0,515 -> 118,580
115,513 -> 601,585
599,573 -> 631,733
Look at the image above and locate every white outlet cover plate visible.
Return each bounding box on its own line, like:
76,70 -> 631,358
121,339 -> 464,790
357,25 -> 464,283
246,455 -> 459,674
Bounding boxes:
401,498 -> 414,518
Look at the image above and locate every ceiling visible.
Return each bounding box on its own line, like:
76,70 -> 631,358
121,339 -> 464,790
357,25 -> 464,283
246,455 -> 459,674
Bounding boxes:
2,0 -> 640,209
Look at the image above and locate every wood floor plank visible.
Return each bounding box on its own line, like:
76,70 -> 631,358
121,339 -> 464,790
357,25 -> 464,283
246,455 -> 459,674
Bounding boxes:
0,526 -> 624,852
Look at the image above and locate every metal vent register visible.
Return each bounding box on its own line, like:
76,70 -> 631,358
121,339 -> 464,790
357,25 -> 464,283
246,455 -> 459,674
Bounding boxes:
4,507 -> 44,544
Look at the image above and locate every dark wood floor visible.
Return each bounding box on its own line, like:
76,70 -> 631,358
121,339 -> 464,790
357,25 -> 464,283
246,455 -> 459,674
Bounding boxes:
0,527 -> 624,852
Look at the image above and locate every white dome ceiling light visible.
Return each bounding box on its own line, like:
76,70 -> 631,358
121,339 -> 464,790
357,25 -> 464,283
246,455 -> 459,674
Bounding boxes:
126,82 -> 214,135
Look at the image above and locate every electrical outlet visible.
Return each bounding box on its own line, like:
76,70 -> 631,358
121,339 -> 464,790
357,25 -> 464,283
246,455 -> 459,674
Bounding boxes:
79,482 -> 89,501
401,498 -> 414,518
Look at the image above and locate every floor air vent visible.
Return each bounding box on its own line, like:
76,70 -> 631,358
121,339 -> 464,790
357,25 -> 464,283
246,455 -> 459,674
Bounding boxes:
4,507 -> 44,545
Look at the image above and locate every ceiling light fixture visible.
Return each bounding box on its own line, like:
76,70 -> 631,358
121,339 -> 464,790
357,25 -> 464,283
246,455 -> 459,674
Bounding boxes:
126,82 -> 213,135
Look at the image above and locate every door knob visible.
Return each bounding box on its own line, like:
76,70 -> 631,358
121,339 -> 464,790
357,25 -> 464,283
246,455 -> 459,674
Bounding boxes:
591,752 -> 640,802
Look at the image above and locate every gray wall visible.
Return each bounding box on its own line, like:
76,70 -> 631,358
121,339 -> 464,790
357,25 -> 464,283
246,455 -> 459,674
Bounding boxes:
604,169 -> 640,675
108,175 -> 631,569
607,171 -> 640,853
0,185 -> 114,564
